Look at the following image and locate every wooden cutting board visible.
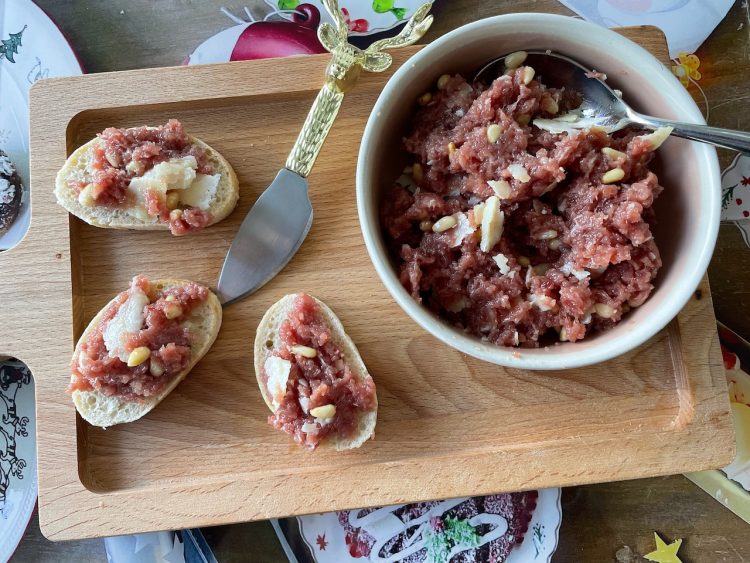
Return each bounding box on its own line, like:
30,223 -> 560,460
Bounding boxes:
0,26 -> 732,540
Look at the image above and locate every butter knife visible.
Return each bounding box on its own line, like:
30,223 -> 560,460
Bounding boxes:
216,0 -> 433,305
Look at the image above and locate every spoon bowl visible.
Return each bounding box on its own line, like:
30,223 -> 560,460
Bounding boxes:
475,49 -> 750,153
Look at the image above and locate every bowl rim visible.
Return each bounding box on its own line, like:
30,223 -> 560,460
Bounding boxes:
356,12 -> 720,370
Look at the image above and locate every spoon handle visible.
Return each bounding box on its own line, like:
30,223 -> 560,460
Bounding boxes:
631,113 -> 750,154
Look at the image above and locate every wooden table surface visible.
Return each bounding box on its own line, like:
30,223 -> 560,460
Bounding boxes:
11,0 -> 750,561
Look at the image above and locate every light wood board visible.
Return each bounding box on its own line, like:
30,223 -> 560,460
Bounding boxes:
0,27 -> 733,540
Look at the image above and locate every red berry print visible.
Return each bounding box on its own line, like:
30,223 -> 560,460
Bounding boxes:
316,533 -> 328,551
744,210 -> 749,217
741,176 -> 750,186
721,345 -> 738,370
340,7 -> 370,32
737,198 -> 743,205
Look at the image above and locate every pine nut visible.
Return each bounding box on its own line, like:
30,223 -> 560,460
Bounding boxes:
522,66 -> 535,85
504,51 -> 528,70
536,230 -> 558,240
602,147 -> 627,160
447,142 -> 456,155
419,220 -> 434,232
169,209 -> 183,222
594,303 -> 615,318
486,124 -> 503,143
127,346 -> 151,367
602,168 -> 625,184
437,74 -> 450,89
549,239 -> 561,250
432,216 -> 458,233
164,302 -> 183,320
290,345 -> 317,358
541,96 -> 559,114
516,114 -> 530,126
310,404 -> 336,419
518,256 -> 531,267
412,163 -> 423,183
166,190 -> 180,210
417,92 -> 432,106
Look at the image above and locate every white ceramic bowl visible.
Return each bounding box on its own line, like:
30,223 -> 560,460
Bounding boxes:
356,13 -> 720,369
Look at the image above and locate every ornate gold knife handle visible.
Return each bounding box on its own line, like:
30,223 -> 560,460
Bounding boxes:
286,85 -> 345,178
284,0 -> 433,178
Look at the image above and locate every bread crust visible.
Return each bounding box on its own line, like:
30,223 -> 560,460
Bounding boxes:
254,293 -> 377,451
54,131 -> 239,230
71,278 -> 222,428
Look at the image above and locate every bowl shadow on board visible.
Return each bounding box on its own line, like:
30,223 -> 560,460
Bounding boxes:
374,59 -> 690,371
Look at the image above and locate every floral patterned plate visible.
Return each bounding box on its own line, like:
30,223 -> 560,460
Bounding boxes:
0,359 -> 36,562
0,0 -> 82,250
292,488 -> 561,562
264,0 -> 435,35
186,1 -> 434,66
720,153 -> 750,248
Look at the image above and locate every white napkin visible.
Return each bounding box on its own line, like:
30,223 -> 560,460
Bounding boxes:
105,532 -> 184,563
557,0 -> 734,58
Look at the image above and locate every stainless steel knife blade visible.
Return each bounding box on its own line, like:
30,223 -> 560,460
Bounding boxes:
216,169 -> 312,305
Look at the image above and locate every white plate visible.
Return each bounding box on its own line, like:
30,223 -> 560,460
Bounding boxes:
0,0 -> 82,250
0,359 -> 37,562
296,488 -> 561,562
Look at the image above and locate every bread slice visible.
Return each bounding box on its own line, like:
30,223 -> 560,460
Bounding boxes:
254,294 -> 377,451
71,278 -> 222,428
55,131 -> 238,230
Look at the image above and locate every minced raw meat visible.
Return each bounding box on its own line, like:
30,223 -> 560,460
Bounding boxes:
68,275 -> 209,401
71,119 -> 214,235
382,68 -> 664,347
263,293 -> 377,449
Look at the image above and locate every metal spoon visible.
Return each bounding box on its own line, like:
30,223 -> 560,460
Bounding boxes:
474,50 -> 750,154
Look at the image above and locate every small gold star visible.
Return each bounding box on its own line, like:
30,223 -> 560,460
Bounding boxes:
644,532 -> 683,563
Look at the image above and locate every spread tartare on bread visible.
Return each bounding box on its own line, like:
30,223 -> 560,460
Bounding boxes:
0,149 -> 23,236
69,275 -> 221,427
55,119 -> 238,235
254,293 -> 377,450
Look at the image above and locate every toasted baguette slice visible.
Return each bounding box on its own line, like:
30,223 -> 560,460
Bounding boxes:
254,294 -> 377,451
71,278 -> 222,428
55,130 -> 238,230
